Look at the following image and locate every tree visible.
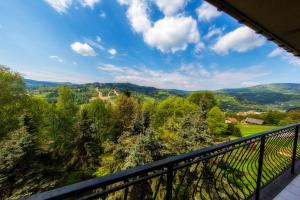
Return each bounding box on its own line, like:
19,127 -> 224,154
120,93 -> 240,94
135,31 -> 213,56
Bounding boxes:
224,123 -> 241,137
188,92 -> 217,113
55,86 -> 78,148
68,108 -> 100,178
262,110 -> 286,125
152,96 -> 197,129
0,127 -> 61,199
113,93 -> 140,140
166,108 -> 212,154
0,66 -> 27,137
206,106 -> 227,135
86,99 -> 114,141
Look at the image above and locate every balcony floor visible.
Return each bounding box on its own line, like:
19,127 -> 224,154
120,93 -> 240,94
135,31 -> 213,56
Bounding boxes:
273,174 -> 300,200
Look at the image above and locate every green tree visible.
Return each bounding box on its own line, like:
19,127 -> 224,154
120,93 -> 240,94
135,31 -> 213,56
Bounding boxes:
86,99 -> 114,141
224,123 -> 241,137
55,86 -> 78,148
166,108 -> 212,154
188,92 -> 217,113
0,66 -> 27,137
113,93 -> 140,140
68,108 -> 100,178
0,127 -> 61,199
206,106 -> 227,135
152,96 -> 197,129
262,110 -> 286,125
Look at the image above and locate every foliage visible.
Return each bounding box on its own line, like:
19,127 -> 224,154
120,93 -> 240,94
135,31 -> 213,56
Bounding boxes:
86,99 -> 114,141
224,123 -> 241,137
188,92 -> 217,112
8,66 -> 300,199
0,127 -> 61,199
0,66 -> 27,136
67,108 -> 100,178
206,106 -> 227,135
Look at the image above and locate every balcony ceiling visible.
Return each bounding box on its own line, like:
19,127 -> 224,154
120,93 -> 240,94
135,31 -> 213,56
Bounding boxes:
206,0 -> 300,57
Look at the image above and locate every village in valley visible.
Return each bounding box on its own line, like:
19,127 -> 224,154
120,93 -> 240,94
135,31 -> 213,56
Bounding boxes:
224,110 -> 281,137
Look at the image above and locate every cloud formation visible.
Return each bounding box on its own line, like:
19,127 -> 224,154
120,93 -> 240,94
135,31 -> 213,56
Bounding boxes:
44,0 -> 100,13
204,26 -> 224,40
49,55 -> 64,63
80,0 -> 100,8
108,48 -> 117,56
196,2 -> 221,22
154,0 -> 187,16
118,0 -> 200,53
211,26 -> 265,55
98,63 -> 268,90
268,48 -> 300,66
144,16 -> 200,53
71,42 -> 96,56
44,0 -> 72,13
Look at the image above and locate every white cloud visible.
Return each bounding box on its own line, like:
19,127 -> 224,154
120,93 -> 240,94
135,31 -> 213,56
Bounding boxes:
125,0 -> 151,33
70,42 -> 96,56
195,42 -> 205,54
80,0 -> 100,8
44,0 -> 72,13
49,55 -> 64,62
196,1 -> 221,22
204,26 -> 224,40
99,11 -> 106,18
84,37 -> 104,50
108,48 -> 117,56
98,63 -> 268,90
268,48 -> 300,66
154,0 -> 188,16
44,0 -> 100,13
96,36 -> 101,42
118,0 -> 201,53
144,16 -> 200,53
211,26 -> 265,55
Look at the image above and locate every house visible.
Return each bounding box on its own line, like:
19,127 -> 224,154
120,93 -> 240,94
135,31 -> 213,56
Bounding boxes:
245,117 -> 264,125
225,117 -> 237,124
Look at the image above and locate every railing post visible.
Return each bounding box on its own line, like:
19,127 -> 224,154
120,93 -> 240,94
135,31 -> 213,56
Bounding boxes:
166,164 -> 174,200
255,136 -> 266,200
291,125 -> 299,174
124,179 -> 128,200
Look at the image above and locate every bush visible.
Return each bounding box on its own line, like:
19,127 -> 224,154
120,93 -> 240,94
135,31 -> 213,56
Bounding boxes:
223,123 -> 242,137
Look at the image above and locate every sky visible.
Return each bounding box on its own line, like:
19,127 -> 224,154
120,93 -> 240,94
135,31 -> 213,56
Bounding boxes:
0,0 -> 300,90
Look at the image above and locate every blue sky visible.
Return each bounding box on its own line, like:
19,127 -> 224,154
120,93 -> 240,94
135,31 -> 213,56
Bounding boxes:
0,0 -> 300,90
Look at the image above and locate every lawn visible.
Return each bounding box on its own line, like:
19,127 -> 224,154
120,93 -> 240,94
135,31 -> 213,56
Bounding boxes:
238,124 -> 278,136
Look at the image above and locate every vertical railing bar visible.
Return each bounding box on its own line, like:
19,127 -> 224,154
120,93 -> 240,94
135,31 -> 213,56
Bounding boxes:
291,125 -> 299,174
255,135 -> 266,200
124,178 -> 129,200
166,164 -> 174,200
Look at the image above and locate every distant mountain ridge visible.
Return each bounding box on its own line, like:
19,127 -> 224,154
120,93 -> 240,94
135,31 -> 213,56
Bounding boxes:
25,79 -> 300,111
25,79 -> 72,88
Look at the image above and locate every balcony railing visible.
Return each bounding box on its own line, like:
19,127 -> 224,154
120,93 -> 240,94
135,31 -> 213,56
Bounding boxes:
28,123 -> 300,200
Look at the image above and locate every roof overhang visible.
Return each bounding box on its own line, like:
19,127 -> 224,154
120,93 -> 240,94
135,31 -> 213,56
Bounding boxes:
206,0 -> 300,57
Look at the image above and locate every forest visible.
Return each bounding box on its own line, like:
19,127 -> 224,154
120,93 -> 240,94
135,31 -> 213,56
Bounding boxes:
0,66 -> 230,199
1,65 -> 300,199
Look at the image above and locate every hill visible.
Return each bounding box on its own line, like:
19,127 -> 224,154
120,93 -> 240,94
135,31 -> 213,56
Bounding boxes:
218,83 -> 300,111
24,79 -> 71,88
25,79 -> 300,111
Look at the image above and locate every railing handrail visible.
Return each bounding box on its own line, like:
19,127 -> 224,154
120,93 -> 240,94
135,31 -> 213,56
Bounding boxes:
27,123 -> 300,200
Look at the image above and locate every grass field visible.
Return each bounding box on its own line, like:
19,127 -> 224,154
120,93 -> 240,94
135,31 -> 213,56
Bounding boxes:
238,124 -> 278,136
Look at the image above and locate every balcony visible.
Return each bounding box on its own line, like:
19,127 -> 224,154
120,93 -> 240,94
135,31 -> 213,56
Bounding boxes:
28,123 -> 300,200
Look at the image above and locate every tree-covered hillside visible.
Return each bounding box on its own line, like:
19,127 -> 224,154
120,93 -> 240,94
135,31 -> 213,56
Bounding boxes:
26,79 -> 300,111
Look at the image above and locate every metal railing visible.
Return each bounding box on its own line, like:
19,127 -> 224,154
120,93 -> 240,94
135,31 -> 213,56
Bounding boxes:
28,123 -> 300,200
